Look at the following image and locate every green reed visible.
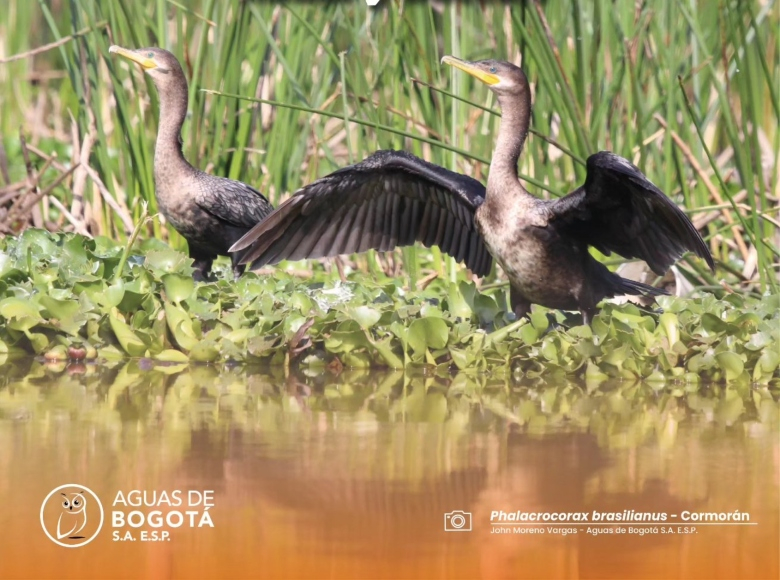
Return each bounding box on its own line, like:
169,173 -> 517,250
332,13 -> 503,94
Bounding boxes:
0,0 -> 776,292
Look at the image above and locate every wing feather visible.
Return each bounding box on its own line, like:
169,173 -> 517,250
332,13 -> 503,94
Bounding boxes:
547,151 -> 714,274
232,150 -> 491,276
194,173 -> 273,230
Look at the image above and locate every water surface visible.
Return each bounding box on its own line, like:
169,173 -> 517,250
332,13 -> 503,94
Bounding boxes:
0,359 -> 777,579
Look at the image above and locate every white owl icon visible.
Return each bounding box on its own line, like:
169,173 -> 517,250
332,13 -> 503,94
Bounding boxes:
57,491 -> 88,540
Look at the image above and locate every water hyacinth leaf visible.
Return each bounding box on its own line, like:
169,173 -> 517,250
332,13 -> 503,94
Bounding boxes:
448,347 -> 471,370
659,312 -> 679,345
288,291 -> 313,313
100,281 -> 126,309
447,282 -> 472,320
368,336 -> 404,368
0,298 -> 42,331
38,296 -> 80,320
530,309 -> 549,331
700,313 -> 734,334
346,305 -> 382,329
420,302 -> 444,318
23,330 -> 50,353
163,302 -> 200,351
344,351 -> 373,368
283,314 -> 308,338
473,293 -> 499,324
519,323 -> 540,344
108,309 -> 148,357
458,281 -> 477,310
0,251 -> 13,279
733,313 -> 761,331
91,236 -> 123,259
757,349 -> 780,374
162,273 -> 195,303
15,228 -> 58,259
325,327 -> 369,353
56,235 -> 92,275
716,351 -> 745,381
189,340 -> 220,362
744,331 -> 774,351
247,335 -> 280,357
118,289 -> 148,313
407,317 -> 449,355
145,248 -> 192,276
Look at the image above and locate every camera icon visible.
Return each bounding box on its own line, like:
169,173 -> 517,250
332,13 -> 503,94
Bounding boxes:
444,510 -> 472,532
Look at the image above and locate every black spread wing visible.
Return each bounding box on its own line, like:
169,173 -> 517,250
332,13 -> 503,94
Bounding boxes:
548,151 -> 714,274
195,174 -> 274,231
230,150 -> 492,276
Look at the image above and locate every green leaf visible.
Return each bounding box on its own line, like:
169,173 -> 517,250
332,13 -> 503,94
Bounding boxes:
347,305 -> 382,329
716,351 -> 745,381
39,296 -> 80,320
189,340 -> 220,362
108,308 -> 147,356
0,298 -> 43,331
407,317 -> 449,355
163,302 -> 200,351
145,248 -> 192,276
530,309 -> 549,331
155,349 -> 190,363
162,273 -> 195,303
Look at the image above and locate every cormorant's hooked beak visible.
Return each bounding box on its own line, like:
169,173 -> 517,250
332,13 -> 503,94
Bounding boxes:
441,55 -> 500,86
109,45 -> 158,70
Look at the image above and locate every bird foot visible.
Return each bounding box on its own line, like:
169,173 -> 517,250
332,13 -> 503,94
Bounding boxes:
542,313 -> 567,335
192,269 -> 217,283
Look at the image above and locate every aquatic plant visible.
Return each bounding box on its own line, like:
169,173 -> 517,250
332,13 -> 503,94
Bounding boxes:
0,230 -> 776,384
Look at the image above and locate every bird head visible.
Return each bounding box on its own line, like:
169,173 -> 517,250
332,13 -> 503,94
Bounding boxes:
441,56 -> 527,97
109,45 -> 184,88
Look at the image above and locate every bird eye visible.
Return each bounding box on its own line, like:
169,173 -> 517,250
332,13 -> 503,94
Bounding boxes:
489,66 -> 497,73
63,500 -> 70,508
147,52 -> 154,58
73,500 -> 80,506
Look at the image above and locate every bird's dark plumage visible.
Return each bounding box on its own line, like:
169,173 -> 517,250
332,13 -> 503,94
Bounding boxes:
109,45 -> 273,280
231,56 -> 713,325
547,151 -> 714,275
233,150 -> 492,276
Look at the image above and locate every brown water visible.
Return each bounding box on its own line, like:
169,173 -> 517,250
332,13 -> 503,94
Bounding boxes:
0,359 -> 778,579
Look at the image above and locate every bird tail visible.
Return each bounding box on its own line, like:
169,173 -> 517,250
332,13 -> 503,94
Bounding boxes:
611,275 -> 669,298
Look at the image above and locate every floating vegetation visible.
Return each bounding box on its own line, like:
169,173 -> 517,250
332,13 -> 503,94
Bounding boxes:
0,230 -> 777,385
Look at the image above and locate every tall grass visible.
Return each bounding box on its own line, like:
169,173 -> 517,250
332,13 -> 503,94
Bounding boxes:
0,0 -> 777,293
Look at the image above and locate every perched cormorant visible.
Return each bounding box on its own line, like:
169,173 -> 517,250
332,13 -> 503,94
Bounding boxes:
232,57 -> 714,324
109,46 -> 273,280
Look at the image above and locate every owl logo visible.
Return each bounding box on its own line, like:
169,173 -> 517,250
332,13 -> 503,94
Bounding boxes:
57,491 -> 88,540
41,484 -> 104,548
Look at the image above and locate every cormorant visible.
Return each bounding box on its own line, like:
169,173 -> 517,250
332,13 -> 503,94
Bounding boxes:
109,45 -> 273,280
231,56 -> 714,324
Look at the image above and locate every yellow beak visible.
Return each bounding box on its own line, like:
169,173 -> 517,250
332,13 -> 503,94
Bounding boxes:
441,55 -> 500,86
109,45 -> 157,70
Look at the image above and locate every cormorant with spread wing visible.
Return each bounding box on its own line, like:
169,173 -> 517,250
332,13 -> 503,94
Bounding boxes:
109,46 -> 273,280
232,56 -> 714,324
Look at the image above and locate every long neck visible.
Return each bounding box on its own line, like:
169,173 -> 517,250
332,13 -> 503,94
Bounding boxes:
487,85 -> 531,195
153,74 -> 191,175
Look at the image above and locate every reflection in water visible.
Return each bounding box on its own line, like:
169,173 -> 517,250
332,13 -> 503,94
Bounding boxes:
0,359 -> 777,579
